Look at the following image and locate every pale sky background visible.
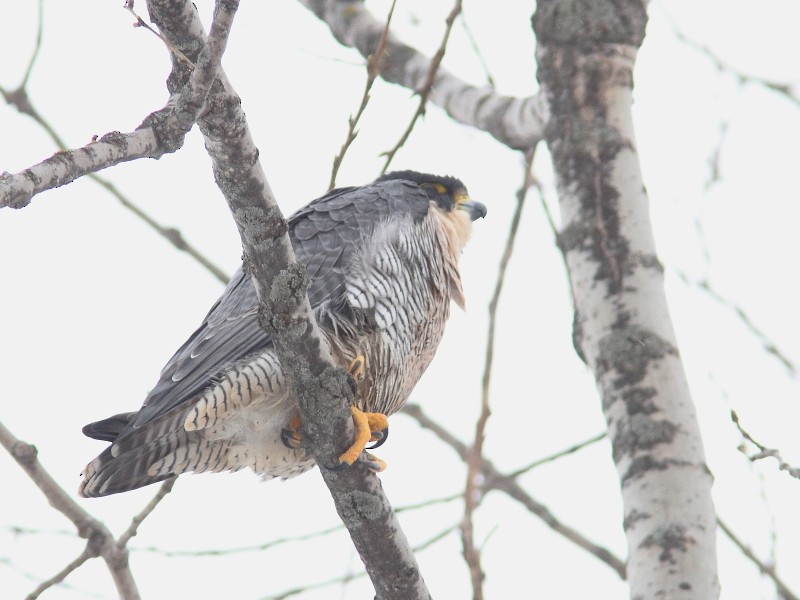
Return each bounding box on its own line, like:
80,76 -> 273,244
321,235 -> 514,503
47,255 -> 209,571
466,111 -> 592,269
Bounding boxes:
2,1 -> 799,599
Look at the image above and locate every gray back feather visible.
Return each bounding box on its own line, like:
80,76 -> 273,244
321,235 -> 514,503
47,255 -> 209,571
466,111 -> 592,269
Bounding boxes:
125,179 -> 432,434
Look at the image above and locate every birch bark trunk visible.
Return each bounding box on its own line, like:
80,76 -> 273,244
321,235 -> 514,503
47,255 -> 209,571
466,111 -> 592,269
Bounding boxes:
533,2 -> 720,597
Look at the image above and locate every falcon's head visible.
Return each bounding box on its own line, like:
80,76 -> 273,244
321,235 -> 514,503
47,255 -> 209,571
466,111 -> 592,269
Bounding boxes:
376,170 -> 487,259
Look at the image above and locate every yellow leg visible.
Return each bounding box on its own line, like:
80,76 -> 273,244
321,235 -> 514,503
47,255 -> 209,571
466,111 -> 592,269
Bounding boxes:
338,406 -> 389,472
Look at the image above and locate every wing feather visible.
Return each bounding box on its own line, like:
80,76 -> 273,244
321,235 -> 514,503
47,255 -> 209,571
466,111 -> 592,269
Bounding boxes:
111,179 -> 432,438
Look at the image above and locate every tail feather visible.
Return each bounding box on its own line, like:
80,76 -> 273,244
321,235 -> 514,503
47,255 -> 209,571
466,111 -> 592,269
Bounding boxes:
81,412 -> 138,442
79,443 -> 176,497
80,405 -> 194,497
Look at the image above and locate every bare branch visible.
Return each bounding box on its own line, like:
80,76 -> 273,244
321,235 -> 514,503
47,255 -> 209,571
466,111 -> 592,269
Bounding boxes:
675,271 -> 797,376
19,0 -> 44,90
462,150 -> 534,599
124,0 -> 195,67
730,411 -> 800,480
25,546 -> 93,600
145,1 -> 431,596
507,432 -> 607,479
0,0 -> 238,211
459,8 -> 496,89
402,404 -> 627,578
381,0 -> 463,173
0,421 -> 140,600
717,517 -> 799,600
669,23 -> 800,108
0,129 -> 161,209
261,522 -> 457,600
1,85 -> 228,281
117,479 -> 177,547
328,0 -> 396,189
297,0 -> 548,150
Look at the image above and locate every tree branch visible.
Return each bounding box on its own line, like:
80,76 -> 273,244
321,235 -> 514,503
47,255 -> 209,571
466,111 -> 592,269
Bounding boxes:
402,404 -> 627,579
1,71 -> 228,283
717,517 -> 799,600
380,0 -> 463,172
462,150 -> 534,599
297,0 -> 548,151
0,0 -> 237,211
328,0 -> 396,189
144,1 -> 430,597
730,411 -> 800,480
0,421 -> 140,600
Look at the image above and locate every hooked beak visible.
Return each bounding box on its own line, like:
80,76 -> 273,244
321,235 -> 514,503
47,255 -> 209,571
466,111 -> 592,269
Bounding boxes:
460,199 -> 487,221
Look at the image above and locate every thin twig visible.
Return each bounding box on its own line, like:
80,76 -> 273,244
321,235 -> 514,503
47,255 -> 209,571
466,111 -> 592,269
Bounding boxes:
328,0 -> 397,189
20,0 -> 45,89
133,491 -> 462,558
124,0 -> 195,67
403,404 -> 627,579
135,522 -> 346,558
260,523 -> 458,600
506,432 -> 608,479
668,21 -> 800,108
117,479 -> 177,546
730,411 -> 800,480
717,517 -> 799,600
459,8 -> 495,89
0,556 -> 109,600
462,149 -> 534,599
380,0 -> 463,173
675,271 -> 796,376
25,546 -> 93,600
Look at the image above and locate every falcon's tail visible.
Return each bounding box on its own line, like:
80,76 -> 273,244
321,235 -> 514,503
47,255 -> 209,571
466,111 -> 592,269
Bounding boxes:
79,405 -> 194,498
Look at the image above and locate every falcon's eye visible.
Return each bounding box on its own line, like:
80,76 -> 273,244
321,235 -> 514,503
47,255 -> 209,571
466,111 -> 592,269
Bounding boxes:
431,183 -> 447,195
454,191 -> 470,205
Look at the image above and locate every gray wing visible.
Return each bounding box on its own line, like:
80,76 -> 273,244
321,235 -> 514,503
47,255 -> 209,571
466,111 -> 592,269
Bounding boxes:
115,179 -> 431,434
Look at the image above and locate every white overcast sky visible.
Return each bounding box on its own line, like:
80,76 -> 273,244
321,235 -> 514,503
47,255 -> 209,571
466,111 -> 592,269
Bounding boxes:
2,1 -> 799,599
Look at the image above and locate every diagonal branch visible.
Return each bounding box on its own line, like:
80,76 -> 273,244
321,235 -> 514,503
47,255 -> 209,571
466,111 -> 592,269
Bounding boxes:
328,0 -> 396,189
717,517 -> 799,600
0,421 -> 140,600
144,1 -> 430,597
402,404 -> 627,579
25,546 -> 94,600
297,0 -> 548,151
380,0 -> 463,173
0,0 -> 237,211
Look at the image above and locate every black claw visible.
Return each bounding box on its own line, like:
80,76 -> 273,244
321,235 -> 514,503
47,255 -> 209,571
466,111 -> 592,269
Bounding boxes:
367,427 -> 389,450
280,428 -> 300,450
327,460 -> 351,471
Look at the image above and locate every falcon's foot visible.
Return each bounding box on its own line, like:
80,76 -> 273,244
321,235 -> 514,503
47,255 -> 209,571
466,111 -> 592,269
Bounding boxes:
338,406 -> 389,472
280,415 -> 302,450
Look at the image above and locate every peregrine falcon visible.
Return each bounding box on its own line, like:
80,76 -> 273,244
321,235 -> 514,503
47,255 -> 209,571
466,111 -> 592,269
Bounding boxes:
79,171 -> 486,497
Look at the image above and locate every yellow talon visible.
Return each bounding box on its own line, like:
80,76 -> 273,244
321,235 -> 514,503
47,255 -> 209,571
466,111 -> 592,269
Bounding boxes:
348,355 -> 366,382
338,406 -> 389,469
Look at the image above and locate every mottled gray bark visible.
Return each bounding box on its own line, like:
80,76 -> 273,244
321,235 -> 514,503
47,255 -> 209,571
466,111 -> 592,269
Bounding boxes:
298,0 -> 548,150
144,1 -> 431,598
533,1 -> 719,598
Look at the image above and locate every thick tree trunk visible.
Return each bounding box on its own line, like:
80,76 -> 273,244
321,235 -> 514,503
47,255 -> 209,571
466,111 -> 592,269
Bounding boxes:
533,2 -> 720,598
